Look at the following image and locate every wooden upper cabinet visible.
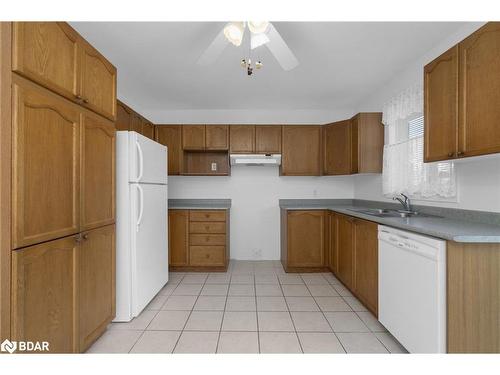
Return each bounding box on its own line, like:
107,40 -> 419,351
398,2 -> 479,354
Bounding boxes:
206,125 -> 229,150
323,120 -> 352,175
81,112 -> 115,231
182,125 -> 206,150
286,210 -> 326,268
230,125 -> 255,153
281,126 -> 322,176
116,100 -> 131,131
12,78 -> 80,249
79,40 -> 117,121
129,113 -> 143,134
256,125 -> 281,154
11,235 -> 79,353
12,22 -> 117,121
458,22 -> 500,158
353,219 -> 378,316
142,121 -> 155,140
353,113 -> 384,173
12,22 -> 79,100
79,225 -> 115,352
169,210 -> 189,267
156,125 -> 182,175
424,46 -> 459,162
337,214 -> 354,290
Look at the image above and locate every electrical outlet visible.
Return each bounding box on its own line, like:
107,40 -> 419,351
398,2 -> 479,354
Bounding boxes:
211,162 -> 217,171
253,249 -> 262,259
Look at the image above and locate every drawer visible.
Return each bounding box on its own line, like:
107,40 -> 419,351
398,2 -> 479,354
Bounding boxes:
189,210 -> 226,222
189,222 -> 226,234
190,234 -> 226,246
189,246 -> 225,266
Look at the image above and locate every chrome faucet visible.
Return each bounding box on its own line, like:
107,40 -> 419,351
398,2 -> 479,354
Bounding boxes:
393,193 -> 411,212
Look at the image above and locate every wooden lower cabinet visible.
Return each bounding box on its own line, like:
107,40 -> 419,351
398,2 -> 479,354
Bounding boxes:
168,210 -> 189,267
11,235 -> 79,353
169,209 -> 229,271
337,214 -> 355,289
353,219 -> 378,315
11,225 -> 115,353
79,225 -> 115,352
281,210 -> 328,272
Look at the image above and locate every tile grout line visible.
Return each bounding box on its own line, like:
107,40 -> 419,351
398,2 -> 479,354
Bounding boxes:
302,274 -> 347,354
128,273 -> 186,353
171,272 -> 209,353
254,265 -> 261,354
278,274 -> 303,353
215,268 -> 231,353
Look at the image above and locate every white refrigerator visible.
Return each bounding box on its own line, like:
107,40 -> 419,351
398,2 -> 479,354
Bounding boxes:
115,131 -> 169,322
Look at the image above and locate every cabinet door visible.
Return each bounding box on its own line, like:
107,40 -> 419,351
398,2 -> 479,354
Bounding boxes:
12,79 -> 80,249
116,101 -> 131,131
156,125 -> 182,175
142,121 -> 155,140
458,22 -> 500,158
182,125 -> 205,150
230,125 -> 255,153
324,120 -> 352,175
169,210 -> 189,267
256,125 -> 281,154
81,112 -> 115,231
353,219 -> 378,315
424,46 -> 459,162
337,214 -> 354,289
287,211 -> 326,268
328,213 -> 338,275
206,125 -> 228,150
79,225 -> 115,352
78,40 -> 117,121
12,22 -> 79,101
130,113 -> 143,134
11,235 -> 79,353
281,126 -> 322,176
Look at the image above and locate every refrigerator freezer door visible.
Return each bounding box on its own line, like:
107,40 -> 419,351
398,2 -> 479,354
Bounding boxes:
128,131 -> 167,184
130,183 -> 169,317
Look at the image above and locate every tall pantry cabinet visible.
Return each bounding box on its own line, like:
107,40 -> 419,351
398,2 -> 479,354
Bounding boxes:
4,22 -> 116,353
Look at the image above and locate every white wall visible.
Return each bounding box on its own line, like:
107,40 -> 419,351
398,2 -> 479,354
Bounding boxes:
354,22 -> 500,213
169,168 -> 354,260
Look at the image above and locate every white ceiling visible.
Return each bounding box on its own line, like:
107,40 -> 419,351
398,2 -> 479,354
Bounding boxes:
71,22 -> 466,113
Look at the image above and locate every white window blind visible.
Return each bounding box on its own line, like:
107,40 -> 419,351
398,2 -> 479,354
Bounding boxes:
382,85 -> 456,200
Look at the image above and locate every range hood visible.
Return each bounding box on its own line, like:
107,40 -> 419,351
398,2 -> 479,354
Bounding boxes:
230,154 -> 282,166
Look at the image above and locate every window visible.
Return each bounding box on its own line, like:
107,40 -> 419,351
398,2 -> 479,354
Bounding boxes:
382,84 -> 456,200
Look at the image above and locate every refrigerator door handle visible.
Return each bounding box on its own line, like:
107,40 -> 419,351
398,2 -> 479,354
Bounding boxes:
136,141 -> 144,182
136,185 -> 144,231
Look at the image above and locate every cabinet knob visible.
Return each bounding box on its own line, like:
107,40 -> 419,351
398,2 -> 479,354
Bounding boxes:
447,152 -> 454,157
83,234 -> 89,240
457,151 -> 464,156
74,94 -> 83,101
83,98 -> 89,104
75,235 -> 82,243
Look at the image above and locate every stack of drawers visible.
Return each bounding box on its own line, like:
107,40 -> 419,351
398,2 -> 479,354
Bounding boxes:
168,208 -> 229,271
189,210 -> 228,267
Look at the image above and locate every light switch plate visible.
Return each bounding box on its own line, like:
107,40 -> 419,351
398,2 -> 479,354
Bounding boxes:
211,162 -> 217,171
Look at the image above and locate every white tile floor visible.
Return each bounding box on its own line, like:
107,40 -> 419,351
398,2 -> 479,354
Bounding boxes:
87,260 -> 407,354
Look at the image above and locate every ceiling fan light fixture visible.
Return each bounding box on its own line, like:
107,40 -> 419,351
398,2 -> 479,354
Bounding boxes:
223,22 -> 245,46
248,21 -> 269,34
250,32 -> 270,50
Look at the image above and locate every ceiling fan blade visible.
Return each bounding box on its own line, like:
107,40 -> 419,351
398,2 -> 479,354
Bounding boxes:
197,26 -> 229,66
265,23 -> 299,71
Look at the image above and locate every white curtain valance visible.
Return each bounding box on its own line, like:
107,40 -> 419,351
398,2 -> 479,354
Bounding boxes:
382,83 -> 423,128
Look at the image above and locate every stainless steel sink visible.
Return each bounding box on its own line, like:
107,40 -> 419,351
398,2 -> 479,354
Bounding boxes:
346,208 -> 437,218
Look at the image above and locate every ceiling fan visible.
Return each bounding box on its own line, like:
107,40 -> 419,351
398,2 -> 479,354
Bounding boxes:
197,22 -> 299,75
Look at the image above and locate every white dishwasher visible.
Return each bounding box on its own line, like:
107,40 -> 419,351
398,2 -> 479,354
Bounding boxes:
378,225 -> 446,353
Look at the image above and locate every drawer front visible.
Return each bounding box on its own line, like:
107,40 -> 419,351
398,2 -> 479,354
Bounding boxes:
190,234 -> 226,246
190,210 -> 226,222
189,246 -> 225,266
189,222 -> 226,234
